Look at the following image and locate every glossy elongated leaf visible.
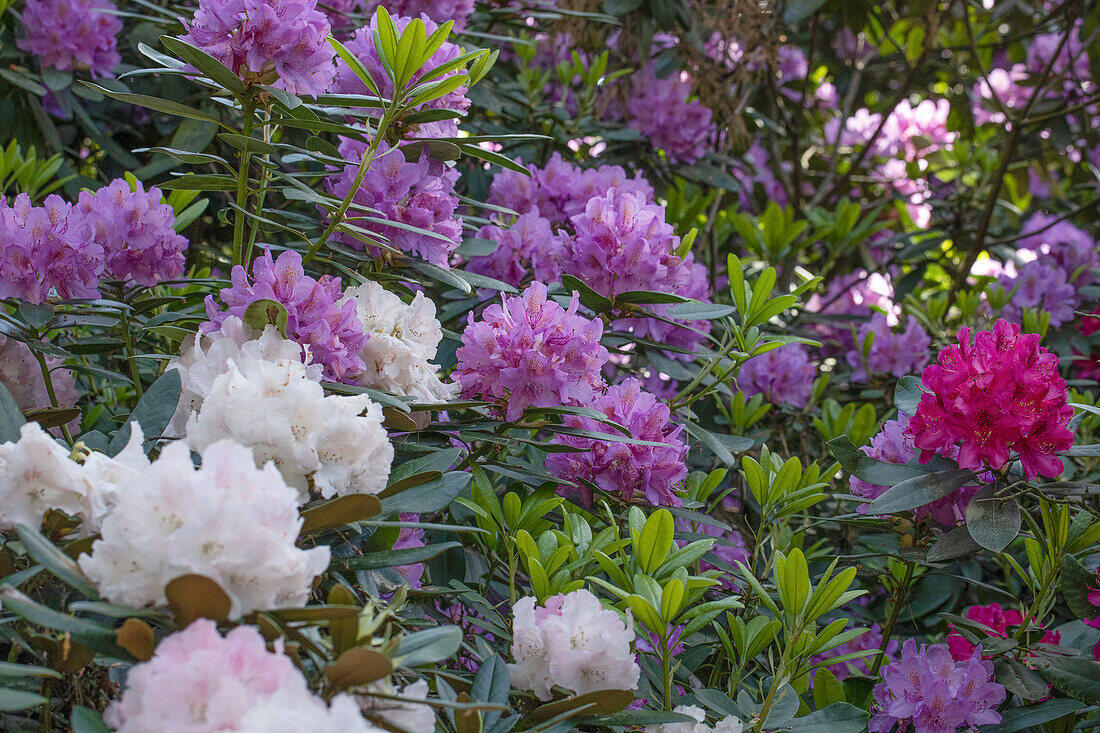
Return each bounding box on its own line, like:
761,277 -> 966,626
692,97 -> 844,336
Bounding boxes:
1061,554 -> 1099,620
785,703 -> 868,733
827,436 -> 926,486
71,706 -> 110,733
160,36 -> 247,94
394,625 -> 463,667
109,368 -> 182,453
893,375 -> 924,415
380,471 -> 471,515
1033,653 -> 1100,705
964,485 -> 1020,553
868,469 -> 978,515
996,698 -> 1085,732
82,83 -> 227,127
301,494 -> 382,534
0,688 -> 48,711
15,524 -> 97,598
338,541 -> 460,571
324,647 -> 393,689
0,382 -> 27,443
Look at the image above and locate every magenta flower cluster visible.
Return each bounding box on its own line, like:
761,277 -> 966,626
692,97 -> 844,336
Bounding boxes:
546,377 -> 688,507
869,639 -> 1005,733
0,194 -> 104,303
325,138 -> 462,268
204,249 -> 368,381
454,282 -> 609,422
737,343 -> 816,409
846,314 -> 932,383
625,66 -> 717,165
908,320 -> 1073,480
329,13 -> 469,138
181,0 -> 335,95
849,413 -> 980,526
77,179 -> 187,287
18,0 -> 121,77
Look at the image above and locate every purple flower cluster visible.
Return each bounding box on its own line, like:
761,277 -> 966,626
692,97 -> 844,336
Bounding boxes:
560,188 -> 713,354
849,413 -> 981,525
737,344 -> 816,409
0,194 -> 104,303
325,138 -> 461,268
77,179 -> 187,287
181,0 -> 335,95
869,639 -> 1005,733
392,512 -> 425,589
1027,22 -> 1091,102
329,13 -> 469,138
846,314 -> 932,383
997,214 -> 1097,329
454,282 -> 609,422
486,153 -> 653,227
675,516 -> 749,589
18,0 -> 121,77
810,622 -> 897,681
204,249 -> 367,381
467,209 -> 560,286
359,0 -> 474,29
972,64 -> 1031,126
625,66 -> 717,165
546,377 -> 688,506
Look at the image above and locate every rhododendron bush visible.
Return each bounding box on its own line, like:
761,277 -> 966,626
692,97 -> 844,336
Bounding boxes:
1,0 -> 1100,730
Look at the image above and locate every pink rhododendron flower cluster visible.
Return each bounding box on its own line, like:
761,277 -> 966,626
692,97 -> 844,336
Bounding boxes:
869,639 -> 1005,733
907,320 -> 1073,480
849,413 -> 981,526
946,603 -> 1060,661
17,0 -> 121,77
625,66 -> 717,165
736,344 -> 816,409
509,589 -> 640,701
467,209 -> 561,286
105,620 -> 376,732
846,314 -> 932,382
0,193 -> 104,303
76,179 -> 187,287
485,153 -> 653,226
329,13 -> 469,137
181,0 -> 336,95
454,282 -> 609,421
324,138 -> 462,268
0,334 -> 78,422
204,249 -> 368,381
546,377 -> 688,506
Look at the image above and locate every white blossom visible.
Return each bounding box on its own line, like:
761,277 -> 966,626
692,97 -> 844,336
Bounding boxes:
78,439 -> 329,619
343,281 -> 456,402
643,705 -> 745,733
78,423 -> 149,533
0,422 -> 86,530
165,317 -> 319,438
508,589 -> 639,701
184,356 -> 392,500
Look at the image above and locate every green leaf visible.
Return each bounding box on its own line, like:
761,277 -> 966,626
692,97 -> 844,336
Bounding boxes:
160,36 -> 247,94
337,541 -> 460,571
14,524 -> 97,599
0,661 -> 60,679
0,382 -> 27,443
1061,554 -> 1098,620
81,83 -> 227,128
580,710 -> 694,725
893,375 -> 923,415
636,509 -> 675,575
827,436 -> 926,486
394,625 -> 463,667
71,705 -> 111,733
784,703 -> 868,733
109,368 -> 182,454
964,485 -> 1020,553
218,133 -> 276,154
242,299 -> 289,338
812,668 -> 846,710
1033,653 -> 1100,705
561,275 -> 612,313
0,688 -> 47,711
380,471 -> 471,515
868,469 -> 977,515
996,698 -> 1085,732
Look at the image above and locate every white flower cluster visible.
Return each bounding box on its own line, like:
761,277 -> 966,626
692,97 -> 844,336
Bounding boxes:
343,281 -> 456,402
78,440 -> 329,619
165,317 -> 319,438
509,588 -> 640,701
169,316 -> 392,500
106,620 -> 382,733
644,705 -> 744,733
0,421 -> 147,533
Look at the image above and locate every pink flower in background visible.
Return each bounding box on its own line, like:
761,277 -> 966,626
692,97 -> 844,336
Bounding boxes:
181,0 -> 336,95
18,0 -> 121,77
626,66 -> 717,165
946,603 -> 1060,661
455,282 -> 609,421
325,138 -> 462,268
846,314 -> 932,382
204,249 -> 368,382
547,377 -> 688,507
0,194 -> 104,303
908,320 -> 1073,480
998,261 -> 1076,328
76,179 -> 187,287
737,344 -> 816,409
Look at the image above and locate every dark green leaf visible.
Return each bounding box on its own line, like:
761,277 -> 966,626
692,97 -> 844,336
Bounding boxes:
1061,554 -> 1098,620
868,469 -> 977,515
1033,653 -> 1100,705
395,626 -> 463,667
995,698 -> 1085,732
161,36 -> 247,94
827,436 -> 926,486
109,369 -> 182,454
337,541 -> 460,571
0,382 -> 27,443
893,375 -> 923,415
784,703 -> 868,733
964,485 -> 1020,553
14,524 -> 97,599
0,688 -> 47,711
71,705 -> 111,733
